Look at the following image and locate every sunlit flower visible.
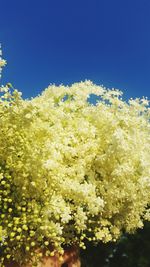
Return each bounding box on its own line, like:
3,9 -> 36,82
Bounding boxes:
0,48 -> 150,266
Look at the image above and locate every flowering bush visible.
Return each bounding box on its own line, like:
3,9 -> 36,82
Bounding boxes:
0,48 -> 150,266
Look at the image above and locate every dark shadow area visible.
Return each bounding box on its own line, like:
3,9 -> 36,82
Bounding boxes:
61,263 -> 68,267
80,222 -> 150,267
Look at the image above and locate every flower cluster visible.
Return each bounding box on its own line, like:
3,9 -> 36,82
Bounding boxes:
0,45 -> 6,79
0,52 -> 150,266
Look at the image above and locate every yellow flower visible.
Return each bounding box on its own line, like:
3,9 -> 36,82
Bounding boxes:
0,50 -> 150,265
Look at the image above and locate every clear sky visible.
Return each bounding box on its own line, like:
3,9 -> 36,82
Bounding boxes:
0,0 -> 150,100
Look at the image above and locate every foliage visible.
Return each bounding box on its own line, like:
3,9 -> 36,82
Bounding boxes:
0,48 -> 150,266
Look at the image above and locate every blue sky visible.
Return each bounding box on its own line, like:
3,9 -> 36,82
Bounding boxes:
0,0 -> 150,100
